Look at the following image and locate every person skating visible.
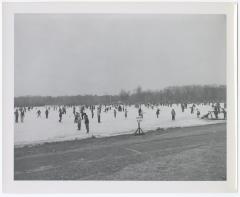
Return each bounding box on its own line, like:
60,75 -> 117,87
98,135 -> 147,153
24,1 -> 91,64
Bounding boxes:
181,104 -> 185,112
201,112 -> 210,119
73,106 -> 76,115
84,114 -> 89,133
190,105 -> 194,114
171,108 -> 176,120
156,108 -> 160,118
97,108 -> 101,123
117,105 -> 121,112
222,108 -> 227,119
80,106 -> 84,119
76,113 -> 81,130
91,107 -> 94,119
138,107 -> 143,118
59,108 -> 63,122
197,110 -> 200,118
45,109 -> 49,119
138,107 -> 142,116
124,108 -> 128,118
20,110 -> 25,123
14,109 -> 19,123
217,103 -> 221,113
214,106 -> 218,119
37,110 -> 41,118
74,112 -> 78,123
114,109 -> 117,118
62,107 -> 65,114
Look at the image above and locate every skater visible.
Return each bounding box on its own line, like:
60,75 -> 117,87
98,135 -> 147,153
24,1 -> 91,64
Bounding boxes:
37,110 -> 41,118
45,109 -> 49,119
62,106 -> 66,114
138,107 -> 143,118
114,109 -> 117,118
77,113 -> 81,130
138,107 -> 142,116
73,106 -> 76,115
118,105 -> 122,112
91,107 -> 94,119
156,108 -> 160,118
190,105 -> 194,114
197,110 -> 200,118
124,108 -> 128,118
20,110 -> 25,123
14,109 -> 19,123
222,108 -> 227,119
201,112 -> 210,119
217,103 -> 221,113
59,108 -> 63,122
214,106 -> 218,119
84,114 -> 89,133
74,112 -> 78,123
97,108 -> 101,123
80,106 -> 84,119
171,108 -> 176,120
181,104 -> 185,112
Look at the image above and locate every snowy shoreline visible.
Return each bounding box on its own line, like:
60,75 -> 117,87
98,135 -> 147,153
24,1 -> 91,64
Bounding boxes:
14,104 -> 226,147
14,121 -> 225,148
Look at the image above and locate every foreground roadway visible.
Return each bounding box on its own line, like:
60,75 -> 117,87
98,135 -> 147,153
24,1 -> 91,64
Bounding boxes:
14,123 -> 226,180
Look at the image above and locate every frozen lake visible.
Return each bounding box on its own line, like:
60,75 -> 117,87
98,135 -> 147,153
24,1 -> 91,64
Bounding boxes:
14,104 -> 225,146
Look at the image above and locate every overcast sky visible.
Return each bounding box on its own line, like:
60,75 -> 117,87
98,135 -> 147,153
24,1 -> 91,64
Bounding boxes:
15,14 -> 226,97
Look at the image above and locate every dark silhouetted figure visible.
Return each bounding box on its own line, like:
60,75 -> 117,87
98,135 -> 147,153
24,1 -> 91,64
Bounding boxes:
59,109 -> 63,122
201,112 -> 210,119
171,109 -> 176,120
37,110 -> 41,118
222,108 -> 227,119
125,109 -> 128,118
20,110 -> 25,123
181,104 -> 185,112
91,107 -> 94,119
197,110 -> 200,118
156,108 -> 160,118
84,114 -> 89,133
138,108 -> 142,116
14,109 -> 19,123
190,105 -> 194,114
73,106 -> 76,115
77,113 -> 81,130
74,112 -> 78,123
214,106 -> 218,119
138,108 -> 143,118
97,108 -> 101,123
80,106 -> 84,119
45,109 -> 49,119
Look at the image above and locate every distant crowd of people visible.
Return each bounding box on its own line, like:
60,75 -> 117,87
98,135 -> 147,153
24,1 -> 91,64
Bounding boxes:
14,102 -> 227,134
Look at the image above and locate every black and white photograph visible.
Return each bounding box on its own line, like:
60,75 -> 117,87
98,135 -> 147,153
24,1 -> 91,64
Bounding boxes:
2,1 -> 237,193
13,13 -> 228,181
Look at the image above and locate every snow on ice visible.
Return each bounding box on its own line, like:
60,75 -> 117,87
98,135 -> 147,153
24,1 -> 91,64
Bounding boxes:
14,104 -> 225,146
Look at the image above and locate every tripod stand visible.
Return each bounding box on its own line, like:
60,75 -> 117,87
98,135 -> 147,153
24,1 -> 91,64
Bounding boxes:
134,121 -> 144,135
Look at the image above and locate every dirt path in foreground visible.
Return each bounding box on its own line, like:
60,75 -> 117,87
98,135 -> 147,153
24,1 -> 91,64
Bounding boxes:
14,123 -> 226,180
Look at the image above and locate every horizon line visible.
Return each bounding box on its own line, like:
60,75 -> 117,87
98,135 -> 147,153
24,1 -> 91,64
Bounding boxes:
14,84 -> 226,98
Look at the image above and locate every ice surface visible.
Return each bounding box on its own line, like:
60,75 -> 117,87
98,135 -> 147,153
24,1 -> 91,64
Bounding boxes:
14,104 -> 225,146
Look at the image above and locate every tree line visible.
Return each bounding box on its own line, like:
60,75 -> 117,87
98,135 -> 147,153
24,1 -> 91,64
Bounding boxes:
14,85 -> 226,107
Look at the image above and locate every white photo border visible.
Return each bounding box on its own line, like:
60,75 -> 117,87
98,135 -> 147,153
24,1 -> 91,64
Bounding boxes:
2,2 -> 237,193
